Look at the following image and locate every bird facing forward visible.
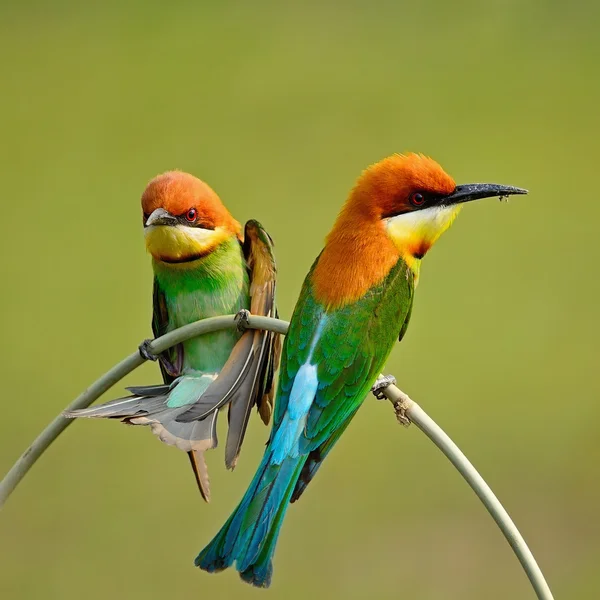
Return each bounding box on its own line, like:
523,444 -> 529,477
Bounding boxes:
191,153 -> 527,586
66,171 -> 280,501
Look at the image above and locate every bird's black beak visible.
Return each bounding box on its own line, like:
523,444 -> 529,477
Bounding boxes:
145,207 -> 179,227
442,183 -> 528,206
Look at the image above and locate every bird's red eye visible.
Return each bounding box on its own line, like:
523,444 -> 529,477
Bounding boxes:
410,192 -> 425,206
185,208 -> 197,222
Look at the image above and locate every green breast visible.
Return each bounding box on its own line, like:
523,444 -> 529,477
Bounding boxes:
153,237 -> 250,373
273,255 -> 415,442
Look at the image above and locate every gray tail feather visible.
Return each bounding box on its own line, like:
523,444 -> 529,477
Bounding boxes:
132,407 -> 218,502
175,329 -> 274,470
188,450 -> 211,502
125,384 -> 171,396
63,386 -> 218,452
63,384 -> 219,500
63,393 -> 168,419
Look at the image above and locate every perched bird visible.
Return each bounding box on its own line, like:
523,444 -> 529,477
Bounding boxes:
190,153 -> 527,586
65,171 -> 280,501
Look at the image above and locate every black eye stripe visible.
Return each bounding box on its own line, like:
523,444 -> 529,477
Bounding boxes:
381,191 -> 445,219
176,214 -> 216,230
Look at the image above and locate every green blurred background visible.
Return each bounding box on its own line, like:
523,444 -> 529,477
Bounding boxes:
1,1 -> 598,598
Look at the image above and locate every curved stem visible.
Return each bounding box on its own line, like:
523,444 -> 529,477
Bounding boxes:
381,383 -> 554,600
0,314 -> 287,508
0,314 -> 553,599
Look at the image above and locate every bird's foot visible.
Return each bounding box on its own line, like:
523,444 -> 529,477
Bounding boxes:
372,374 -> 412,427
139,339 -> 159,362
235,309 -> 251,332
371,374 -> 397,400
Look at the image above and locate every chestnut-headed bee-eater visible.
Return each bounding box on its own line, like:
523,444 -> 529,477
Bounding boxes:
66,172 -> 280,501
189,153 -> 527,586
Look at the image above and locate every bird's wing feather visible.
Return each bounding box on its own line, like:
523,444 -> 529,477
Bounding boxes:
152,277 -> 183,383
246,220 -> 281,413
275,257 -> 414,476
290,408 -> 357,502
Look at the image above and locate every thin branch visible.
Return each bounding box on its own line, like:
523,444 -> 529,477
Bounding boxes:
380,384 -> 554,600
0,315 -> 287,509
0,314 -> 553,599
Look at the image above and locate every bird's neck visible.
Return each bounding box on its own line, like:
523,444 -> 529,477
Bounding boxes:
312,207 -> 418,310
152,236 -> 247,300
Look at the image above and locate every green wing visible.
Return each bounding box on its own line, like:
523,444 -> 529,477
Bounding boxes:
274,257 -> 414,498
152,278 -> 183,384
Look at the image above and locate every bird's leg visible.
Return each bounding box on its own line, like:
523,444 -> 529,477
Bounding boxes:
371,374 -> 397,400
371,374 -> 412,426
138,339 -> 159,362
235,309 -> 251,332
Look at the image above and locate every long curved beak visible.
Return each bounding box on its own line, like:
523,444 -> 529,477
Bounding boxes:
442,183 -> 528,206
146,207 -> 179,227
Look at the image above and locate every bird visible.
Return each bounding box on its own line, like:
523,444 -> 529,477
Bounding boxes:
65,171 -> 281,501
188,153 -> 527,586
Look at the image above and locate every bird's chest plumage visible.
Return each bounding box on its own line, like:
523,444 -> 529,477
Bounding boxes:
272,257 -> 414,446
168,285 -> 237,328
154,242 -> 250,373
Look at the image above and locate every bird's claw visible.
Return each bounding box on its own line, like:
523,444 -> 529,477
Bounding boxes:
371,374 -> 397,400
235,309 -> 251,332
139,339 -> 159,362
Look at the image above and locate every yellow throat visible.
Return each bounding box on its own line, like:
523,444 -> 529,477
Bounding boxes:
384,204 -> 462,277
145,224 -> 230,263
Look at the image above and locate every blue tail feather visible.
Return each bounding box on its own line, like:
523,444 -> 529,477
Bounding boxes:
196,450 -> 305,587
239,481 -> 294,587
198,352 -> 319,586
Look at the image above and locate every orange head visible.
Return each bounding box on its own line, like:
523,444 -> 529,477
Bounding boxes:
313,153 -> 527,308
141,171 -> 241,264
348,153 -> 456,220
332,152 -> 527,260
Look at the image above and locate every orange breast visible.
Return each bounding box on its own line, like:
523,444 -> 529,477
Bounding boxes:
312,214 -> 400,310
